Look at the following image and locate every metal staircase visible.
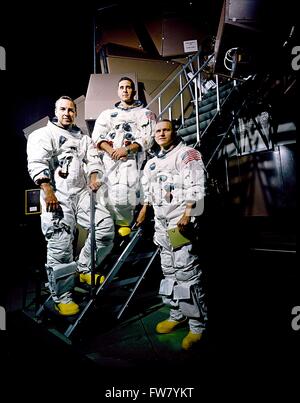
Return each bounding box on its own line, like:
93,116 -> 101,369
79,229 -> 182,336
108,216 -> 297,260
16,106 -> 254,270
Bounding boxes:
26,223 -> 160,341
144,48 -> 242,164
144,52 -> 290,174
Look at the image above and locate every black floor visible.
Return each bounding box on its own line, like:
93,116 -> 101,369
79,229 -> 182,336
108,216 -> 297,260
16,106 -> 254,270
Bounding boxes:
1,215 -> 298,399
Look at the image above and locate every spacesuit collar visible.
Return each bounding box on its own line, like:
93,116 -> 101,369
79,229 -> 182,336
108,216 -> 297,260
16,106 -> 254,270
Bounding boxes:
157,139 -> 182,158
49,119 -> 82,137
115,100 -> 143,110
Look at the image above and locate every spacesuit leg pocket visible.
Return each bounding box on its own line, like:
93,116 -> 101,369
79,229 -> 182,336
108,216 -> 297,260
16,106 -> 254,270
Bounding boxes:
177,284 -> 202,318
159,278 -> 178,308
46,262 -> 77,297
158,278 -> 175,296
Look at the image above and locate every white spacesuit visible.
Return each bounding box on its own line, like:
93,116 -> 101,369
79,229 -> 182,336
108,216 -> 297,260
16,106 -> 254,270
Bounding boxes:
92,100 -> 155,227
141,140 -> 207,335
27,120 -> 115,305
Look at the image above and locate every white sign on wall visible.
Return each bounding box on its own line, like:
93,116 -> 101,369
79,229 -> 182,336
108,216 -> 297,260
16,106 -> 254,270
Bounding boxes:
183,40 -> 198,53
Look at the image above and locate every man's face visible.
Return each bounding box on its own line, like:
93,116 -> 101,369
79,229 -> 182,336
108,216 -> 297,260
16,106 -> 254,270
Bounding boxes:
155,121 -> 175,149
55,99 -> 76,128
118,80 -> 135,104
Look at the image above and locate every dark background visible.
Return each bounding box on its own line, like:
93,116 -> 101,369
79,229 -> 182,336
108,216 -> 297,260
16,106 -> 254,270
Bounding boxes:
0,2 -> 97,290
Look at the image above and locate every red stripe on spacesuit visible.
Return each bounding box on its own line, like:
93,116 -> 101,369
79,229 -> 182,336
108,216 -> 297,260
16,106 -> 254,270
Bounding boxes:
182,149 -> 201,164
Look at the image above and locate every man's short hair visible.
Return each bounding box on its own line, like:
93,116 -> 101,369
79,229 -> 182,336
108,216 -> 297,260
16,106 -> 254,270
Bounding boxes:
55,96 -> 77,112
156,118 -> 175,132
118,76 -> 135,91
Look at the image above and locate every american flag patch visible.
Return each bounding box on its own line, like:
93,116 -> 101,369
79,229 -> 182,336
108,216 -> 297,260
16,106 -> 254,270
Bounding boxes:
181,149 -> 201,164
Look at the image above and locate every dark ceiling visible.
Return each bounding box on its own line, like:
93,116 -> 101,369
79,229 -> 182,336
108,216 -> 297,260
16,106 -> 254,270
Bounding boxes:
94,0 -> 224,39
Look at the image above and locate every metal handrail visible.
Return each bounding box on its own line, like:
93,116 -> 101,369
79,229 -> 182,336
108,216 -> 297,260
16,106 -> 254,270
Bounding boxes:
154,54 -> 215,121
146,48 -> 203,110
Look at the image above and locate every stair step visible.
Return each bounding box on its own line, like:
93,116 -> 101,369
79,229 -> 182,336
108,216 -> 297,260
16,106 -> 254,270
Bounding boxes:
182,108 -> 218,129
189,87 -> 233,117
178,113 -> 217,137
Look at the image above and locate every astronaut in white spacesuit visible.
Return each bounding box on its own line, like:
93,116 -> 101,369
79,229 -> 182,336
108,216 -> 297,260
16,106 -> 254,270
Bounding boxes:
27,96 -> 115,316
92,77 -> 156,232
136,119 -> 207,350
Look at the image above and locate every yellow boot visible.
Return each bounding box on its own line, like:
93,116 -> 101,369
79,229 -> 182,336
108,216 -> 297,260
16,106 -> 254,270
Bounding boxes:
156,318 -> 187,334
55,301 -> 80,316
181,331 -> 203,350
118,226 -> 131,237
79,272 -> 105,285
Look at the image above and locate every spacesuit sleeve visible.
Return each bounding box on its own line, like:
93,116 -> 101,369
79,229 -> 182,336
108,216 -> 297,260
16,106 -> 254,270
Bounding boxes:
178,148 -> 206,216
85,136 -> 104,177
91,110 -> 112,145
27,128 -> 54,185
133,109 -> 156,152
